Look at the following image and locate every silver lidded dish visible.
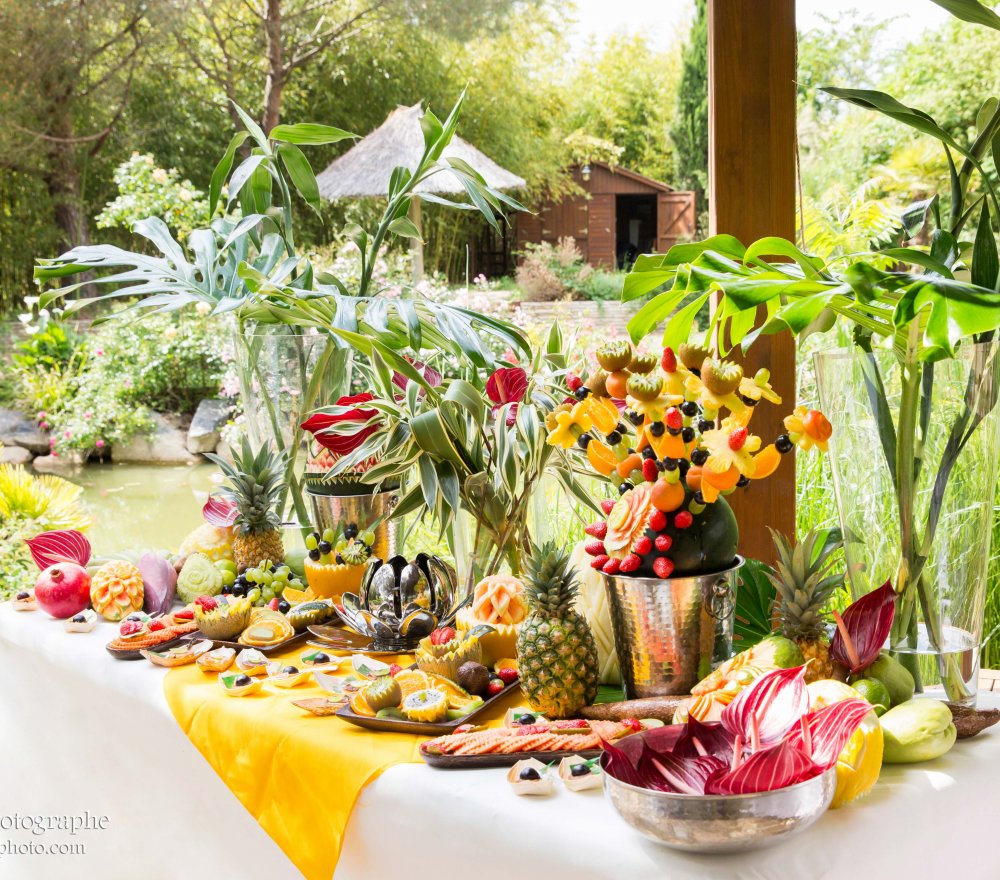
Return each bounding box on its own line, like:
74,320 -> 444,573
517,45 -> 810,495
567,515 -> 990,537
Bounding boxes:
333,554 -> 466,651
603,763 -> 835,853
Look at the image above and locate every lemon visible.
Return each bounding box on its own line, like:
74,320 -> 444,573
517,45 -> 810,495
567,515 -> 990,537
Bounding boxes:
807,679 -> 884,809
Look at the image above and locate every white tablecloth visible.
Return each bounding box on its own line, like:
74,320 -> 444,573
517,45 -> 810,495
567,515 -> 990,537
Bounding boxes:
2,602 -> 999,880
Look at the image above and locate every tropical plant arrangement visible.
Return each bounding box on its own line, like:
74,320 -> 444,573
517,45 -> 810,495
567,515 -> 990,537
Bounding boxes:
33,92 -> 528,529
622,0 -> 1000,705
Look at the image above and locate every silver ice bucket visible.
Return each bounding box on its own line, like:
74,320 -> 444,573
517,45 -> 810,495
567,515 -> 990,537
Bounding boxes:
305,486 -> 400,562
603,557 -> 742,698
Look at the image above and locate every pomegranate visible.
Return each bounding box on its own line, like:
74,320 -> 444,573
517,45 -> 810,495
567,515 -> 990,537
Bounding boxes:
34,563 -> 92,619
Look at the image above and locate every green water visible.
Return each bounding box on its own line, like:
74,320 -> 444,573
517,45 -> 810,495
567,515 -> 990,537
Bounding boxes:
65,463 -> 220,557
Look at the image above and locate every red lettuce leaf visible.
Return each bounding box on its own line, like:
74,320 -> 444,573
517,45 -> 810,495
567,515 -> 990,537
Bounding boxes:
202,495 -> 238,527
704,740 -> 820,795
485,367 -> 528,405
830,580 -> 895,673
785,698 -> 873,770
24,530 -> 91,570
651,753 -> 727,795
722,665 -> 808,747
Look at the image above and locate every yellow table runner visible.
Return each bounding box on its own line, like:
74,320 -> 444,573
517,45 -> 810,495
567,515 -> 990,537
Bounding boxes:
163,644 -> 514,880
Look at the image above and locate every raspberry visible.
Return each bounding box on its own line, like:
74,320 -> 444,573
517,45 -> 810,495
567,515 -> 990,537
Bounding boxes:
728,426 -> 748,451
665,407 -> 683,431
496,667 -> 519,685
654,534 -> 673,552
585,521 -> 608,539
621,718 -> 643,733
389,664 -> 403,677
591,554 -> 610,570
602,558 -> 621,575
487,679 -> 505,697
642,459 -> 658,482
618,553 -> 641,573
584,539 -> 606,556
601,499 -> 617,515
661,347 -> 677,373
653,556 -> 675,579
567,374 -> 583,391
633,536 -> 653,555
148,619 -> 166,632
674,511 -> 694,530
648,510 -> 667,532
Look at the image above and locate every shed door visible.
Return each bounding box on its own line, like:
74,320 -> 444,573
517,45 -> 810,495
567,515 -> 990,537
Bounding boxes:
588,194 -> 615,268
657,192 -> 697,252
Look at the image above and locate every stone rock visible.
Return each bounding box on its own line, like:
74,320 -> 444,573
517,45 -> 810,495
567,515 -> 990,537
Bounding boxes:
32,451 -> 86,471
0,408 -> 50,454
186,399 -> 231,455
0,445 -> 33,465
213,438 -> 233,463
113,412 -> 200,464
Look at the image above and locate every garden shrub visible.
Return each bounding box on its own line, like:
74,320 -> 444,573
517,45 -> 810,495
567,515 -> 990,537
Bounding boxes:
514,237 -> 624,303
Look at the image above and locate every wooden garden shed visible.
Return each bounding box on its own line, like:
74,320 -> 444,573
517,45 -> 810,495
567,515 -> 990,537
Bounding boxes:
515,163 -> 696,270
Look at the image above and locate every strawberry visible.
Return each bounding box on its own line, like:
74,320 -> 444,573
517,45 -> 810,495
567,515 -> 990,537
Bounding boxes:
653,556 -> 675,579
119,620 -> 143,637
563,395 -> 577,405
173,608 -> 194,621
585,521 -> 608,539
195,595 -> 217,612
591,554 -> 610,570
602,557 -> 621,575
654,534 -> 673,552
389,663 -> 403,677
674,510 -> 693,530
487,679 -> 505,697
148,619 -> 166,632
642,458 -> 658,482
648,510 -> 667,532
584,539 -> 607,556
267,597 -> 280,611
661,347 -> 677,372
618,553 -> 641,573
665,407 -> 683,431
600,499 -> 616,515
621,718 -> 643,733
567,374 -> 583,391
430,626 -> 457,646
496,667 -> 519,685
633,536 -> 653,556
728,426 -> 748,451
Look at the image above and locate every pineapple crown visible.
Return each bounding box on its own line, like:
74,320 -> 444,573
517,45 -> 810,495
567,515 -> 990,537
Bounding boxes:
523,541 -> 581,616
767,527 -> 844,640
206,438 -> 287,536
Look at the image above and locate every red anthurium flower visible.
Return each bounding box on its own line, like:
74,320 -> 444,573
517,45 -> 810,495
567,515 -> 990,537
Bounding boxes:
486,366 -> 528,426
722,665 -> 808,747
203,495 -> 238,528
785,698 -> 874,770
829,580 -> 895,674
704,740 -> 818,796
391,357 -> 443,392
652,752 -> 727,795
24,529 -> 92,570
301,393 -> 380,457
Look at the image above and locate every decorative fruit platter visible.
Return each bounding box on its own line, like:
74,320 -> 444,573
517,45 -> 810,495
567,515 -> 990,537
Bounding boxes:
182,627 -> 311,654
421,747 -> 602,770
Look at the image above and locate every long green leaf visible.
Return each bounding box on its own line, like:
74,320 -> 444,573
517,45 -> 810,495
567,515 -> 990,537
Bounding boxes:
930,0 -> 1000,29
278,144 -> 321,214
269,123 -> 356,145
210,131 -> 249,217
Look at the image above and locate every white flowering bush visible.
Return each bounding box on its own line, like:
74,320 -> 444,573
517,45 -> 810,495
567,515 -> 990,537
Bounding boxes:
96,153 -> 209,238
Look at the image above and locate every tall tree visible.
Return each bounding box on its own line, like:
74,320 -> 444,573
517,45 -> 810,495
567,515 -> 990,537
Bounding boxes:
0,0 -> 151,250
670,0 -> 708,222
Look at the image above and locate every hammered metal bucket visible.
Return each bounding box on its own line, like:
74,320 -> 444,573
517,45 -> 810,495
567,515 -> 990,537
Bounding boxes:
603,557 -> 742,698
305,487 -> 400,562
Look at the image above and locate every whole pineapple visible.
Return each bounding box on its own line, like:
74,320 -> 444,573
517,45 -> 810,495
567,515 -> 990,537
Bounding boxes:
516,543 -> 600,718
766,527 -> 844,683
207,439 -> 287,572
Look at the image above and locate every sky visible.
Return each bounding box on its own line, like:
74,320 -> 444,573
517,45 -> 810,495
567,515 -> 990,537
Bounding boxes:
569,0 -> 952,53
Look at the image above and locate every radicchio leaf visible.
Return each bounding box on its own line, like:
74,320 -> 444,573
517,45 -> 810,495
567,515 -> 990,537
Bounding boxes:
203,495 -> 238,527
785,698 -> 874,770
830,579 -> 895,673
599,738 -> 644,788
651,753 -> 727,795
672,716 -> 735,763
704,740 -> 819,795
639,724 -> 685,754
24,530 -> 91,570
722,665 -> 809,747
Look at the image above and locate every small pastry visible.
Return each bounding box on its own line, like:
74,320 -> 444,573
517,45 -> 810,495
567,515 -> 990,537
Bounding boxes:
63,609 -> 98,632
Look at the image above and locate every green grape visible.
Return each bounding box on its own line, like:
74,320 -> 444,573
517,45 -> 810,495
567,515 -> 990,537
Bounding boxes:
245,570 -> 258,584
246,587 -> 262,604
304,534 -> 319,551
335,540 -> 347,553
322,528 -> 335,544
220,569 -> 236,588
275,566 -> 290,580
260,572 -> 273,586
360,531 -> 375,547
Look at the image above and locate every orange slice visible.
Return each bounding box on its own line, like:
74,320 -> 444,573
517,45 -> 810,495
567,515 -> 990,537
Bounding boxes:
750,444 -> 781,480
589,396 -> 620,435
616,452 -> 643,479
703,464 -> 741,492
587,439 -> 617,476
350,690 -> 376,717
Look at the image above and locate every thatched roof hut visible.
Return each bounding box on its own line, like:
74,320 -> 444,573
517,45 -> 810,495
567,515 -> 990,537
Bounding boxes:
316,103 -> 525,199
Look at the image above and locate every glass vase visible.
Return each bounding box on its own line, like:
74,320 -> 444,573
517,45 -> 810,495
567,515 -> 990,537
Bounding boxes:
231,323 -> 352,527
815,342 -> 1000,705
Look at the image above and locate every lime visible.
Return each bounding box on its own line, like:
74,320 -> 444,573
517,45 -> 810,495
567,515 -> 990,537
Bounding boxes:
219,569 -> 236,587
851,678 -> 891,715
215,559 -> 237,575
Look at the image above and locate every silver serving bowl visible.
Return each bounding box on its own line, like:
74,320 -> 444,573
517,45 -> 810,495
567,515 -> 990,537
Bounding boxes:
603,766 -> 836,853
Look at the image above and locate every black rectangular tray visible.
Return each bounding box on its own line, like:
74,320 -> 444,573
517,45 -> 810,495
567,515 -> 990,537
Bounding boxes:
421,748 -> 602,769
335,679 -> 520,736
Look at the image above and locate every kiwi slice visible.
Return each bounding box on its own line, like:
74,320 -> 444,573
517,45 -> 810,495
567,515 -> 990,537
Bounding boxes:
678,343 -> 711,371
628,352 -> 659,374
700,358 -> 744,395
596,340 -> 633,372
627,373 -> 663,402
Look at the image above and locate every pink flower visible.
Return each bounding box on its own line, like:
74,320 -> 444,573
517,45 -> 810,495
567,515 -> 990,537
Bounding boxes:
38,411 -> 47,420
83,412 -> 92,420
123,378 -> 132,389
63,430 -> 72,439
39,421 -> 49,430
95,349 -> 104,357
95,439 -> 105,449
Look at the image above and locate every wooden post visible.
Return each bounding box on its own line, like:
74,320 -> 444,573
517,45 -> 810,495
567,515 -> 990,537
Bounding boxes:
708,0 -> 797,561
409,197 -> 424,284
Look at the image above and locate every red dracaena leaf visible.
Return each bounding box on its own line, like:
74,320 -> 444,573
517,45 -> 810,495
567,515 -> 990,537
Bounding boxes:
485,366 -> 528,406
203,495 -> 238,527
704,740 -> 820,795
300,393 -> 380,457
722,665 -> 809,747
785,698 -> 873,771
830,579 -> 895,674
651,753 -> 727,795
24,530 -> 91,570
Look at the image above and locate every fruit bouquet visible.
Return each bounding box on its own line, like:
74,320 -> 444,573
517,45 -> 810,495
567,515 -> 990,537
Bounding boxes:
546,339 -> 832,580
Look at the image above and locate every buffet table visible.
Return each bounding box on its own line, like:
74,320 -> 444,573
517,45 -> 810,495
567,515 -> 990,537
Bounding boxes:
2,602 -> 1000,880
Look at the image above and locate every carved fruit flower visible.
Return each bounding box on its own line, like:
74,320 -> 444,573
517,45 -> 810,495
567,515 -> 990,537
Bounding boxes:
604,482 -> 656,557
702,417 -> 762,476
